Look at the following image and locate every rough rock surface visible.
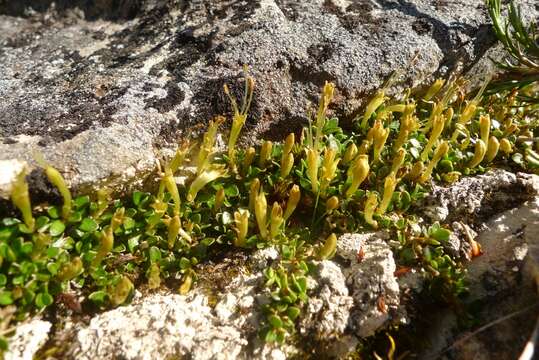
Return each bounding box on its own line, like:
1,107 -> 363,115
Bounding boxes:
420,174 -> 539,360
2,0 -> 537,196
60,233 -> 402,359
4,319 -> 51,360
420,169 -> 538,224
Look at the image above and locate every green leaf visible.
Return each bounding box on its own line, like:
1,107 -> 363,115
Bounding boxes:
123,217 -> 136,230
89,290 -> 108,303
224,184 -> 240,197
79,218 -> 98,233
0,291 -> 13,305
47,206 -> 60,219
74,195 -> 90,209
35,292 -> 54,308
128,235 -> 140,253
49,220 -> 66,236
179,257 -> 191,270
0,274 -> 6,287
287,306 -> 301,320
149,246 -> 161,263
268,314 -> 283,328
431,228 -> 451,242
2,217 -> 21,226
264,329 -> 277,342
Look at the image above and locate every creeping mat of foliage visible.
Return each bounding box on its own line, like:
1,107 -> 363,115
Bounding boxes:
0,0 -> 538,356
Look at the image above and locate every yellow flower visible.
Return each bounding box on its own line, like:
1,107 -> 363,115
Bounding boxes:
255,190 -> 268,240
419,141 -> 449,183
249,178 -> 260,212
269,202 -> 284,240
225,69 -> 255,167
319,233 -> 337,259
361,90 -> 386,129
345,155 -> 369,198
233,209 -> 250,247
423,78 -> 445,101
485,136 -> 500,163
468,139 -> 487,168
343,143 -> 358,164
377,174 -> 397,215
284,185 -> 300,221
259,140 -> 273,168
364,193 -> 378,228
196,116 -> 224,174
10,169 -> 34,232
187,166 -> 227,202
421,114 -> 445,161
280,153 -> 294,178
306,148 -> 319,193
326,196 -> 339,211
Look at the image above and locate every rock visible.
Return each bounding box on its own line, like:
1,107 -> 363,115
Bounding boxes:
68,292 -> 247,360
0,159 -> 27,199
2,0 -> 537,196
4,319 -> 51,360
301,232 -> 401,341
338,233 -> 401,338
420,169 -> 538,225
419,174 -> 539,360
300,260 -> 354,339
467,194 -> 539,301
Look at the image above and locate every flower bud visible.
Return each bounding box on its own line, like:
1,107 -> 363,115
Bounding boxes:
214,188 -> 225,212
306,148 -> 319,193
407,161 -> 424,181
168,215 -> 181,249
361,90 -> 385,129
280,153 -> 294,178
345,155 -> 369,198
93,227 -> 114,267
259,140 -> 273,168
419,141 -> 449,183
343,143 -> 358,164
421,114 -> 444,161
57,257 -> 83,281
249,178 -> 260,212
390,148 -> 406,177
255,190 -> 268,240
326,196 -> 339,211
479,114 -> 491,145
319,233 -> 337,259
111,207 -> 125,232
468,139 -> 486,168
320,147 -> 340,195
270,202 -> 284,240
370,119 -> 389,163
45,165 -> 72,221
424,78 -> 445,101
163,169 -> 181,215
110,275 -> 134,306
284,185 -> 300,220
377,174 -> 397,215
364,193 -> 378,229
243,147 -> 256,170
485,136 -> 500,163
233,209 -> 250,247
499,138 -> 513,154
10,170 -> 35,232
283,133 -> 295,156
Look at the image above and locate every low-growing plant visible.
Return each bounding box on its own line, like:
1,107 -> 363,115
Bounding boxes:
0,5 -> 538,353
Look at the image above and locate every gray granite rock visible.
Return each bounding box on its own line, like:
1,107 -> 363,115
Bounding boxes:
420,169 -> 538,225
2,0 -> 536,197
4,319 -> 51,360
